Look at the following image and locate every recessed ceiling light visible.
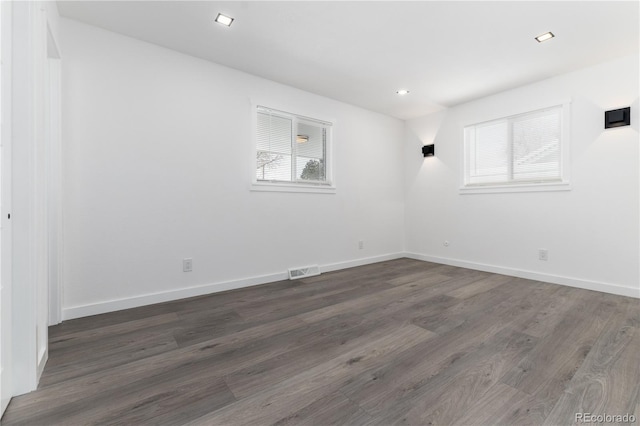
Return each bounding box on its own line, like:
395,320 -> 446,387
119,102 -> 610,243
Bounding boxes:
535,32 -> 554,43
215,13 -> 234,27
396,89 -> 410,95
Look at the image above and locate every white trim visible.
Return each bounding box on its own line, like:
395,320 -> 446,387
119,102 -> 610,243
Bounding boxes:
250,98 -> 336,193
11,0 -> 39,396
250,181 -> 336,194
61,251 -> 638,321
36,342 -> 46,383
63,271 -> 285,320
321,253 -> 403,273
404,252 -> 640,299
256,105 -> 332,127
46,55 -> 62,326
460,98 -> 572,128
459,181 -> 571,194
460,101 -> 571,194
62,253 -> 406,320
250,98 -> 336,130
0,0 -> 13,415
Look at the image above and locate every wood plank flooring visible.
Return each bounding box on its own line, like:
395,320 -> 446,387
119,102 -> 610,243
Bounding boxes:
3,258 -> 639,425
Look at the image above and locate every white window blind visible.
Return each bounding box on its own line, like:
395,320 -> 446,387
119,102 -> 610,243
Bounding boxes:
256,111 -> 292,182
255,106 -> 331,186
464,106 -> 563,187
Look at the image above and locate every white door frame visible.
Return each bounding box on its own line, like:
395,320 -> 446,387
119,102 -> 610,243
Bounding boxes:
46,26 -> 62,327
11,0 -> 46,396
10,2 -> 61,396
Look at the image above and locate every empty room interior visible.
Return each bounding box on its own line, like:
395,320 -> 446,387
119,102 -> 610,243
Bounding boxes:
1,1 -> 639,425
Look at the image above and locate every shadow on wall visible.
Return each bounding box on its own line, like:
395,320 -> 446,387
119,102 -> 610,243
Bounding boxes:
406,109 -> 448,185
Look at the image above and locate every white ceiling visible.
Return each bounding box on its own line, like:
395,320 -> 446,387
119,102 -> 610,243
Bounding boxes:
57,1 -> 639,120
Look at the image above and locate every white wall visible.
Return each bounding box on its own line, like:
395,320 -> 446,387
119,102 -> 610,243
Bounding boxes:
405,54 -> 639,298
61,17 -> 638,321
60,19 -> 405,319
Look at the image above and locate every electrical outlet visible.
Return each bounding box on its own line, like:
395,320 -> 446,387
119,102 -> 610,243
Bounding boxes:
183,258 -> 193,272
358,240 -> 364,250
538,249 -> 548,261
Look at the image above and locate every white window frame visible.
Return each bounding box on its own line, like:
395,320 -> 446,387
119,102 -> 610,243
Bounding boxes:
460,102 -> 571,194
251,102 -> 335,194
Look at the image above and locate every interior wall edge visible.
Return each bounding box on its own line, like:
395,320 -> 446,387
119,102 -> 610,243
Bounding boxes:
405,252 -> 640,299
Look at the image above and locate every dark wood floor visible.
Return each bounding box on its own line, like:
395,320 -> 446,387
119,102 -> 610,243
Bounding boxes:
3,258 -> 639,425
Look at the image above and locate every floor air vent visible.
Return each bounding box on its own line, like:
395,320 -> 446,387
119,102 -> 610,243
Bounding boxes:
288,265 -> 320,280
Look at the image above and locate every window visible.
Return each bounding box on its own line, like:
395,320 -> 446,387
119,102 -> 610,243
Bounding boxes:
462,104 -> 570,193
254,106 -> 332,191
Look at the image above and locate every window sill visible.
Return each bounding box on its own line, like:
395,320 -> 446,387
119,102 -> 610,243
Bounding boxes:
459,181 -> 571,194
250,181 -> 336,194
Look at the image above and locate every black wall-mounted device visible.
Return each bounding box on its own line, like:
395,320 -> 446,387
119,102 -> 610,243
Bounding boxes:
604,107 -> 630,129
422,144 -> 435,157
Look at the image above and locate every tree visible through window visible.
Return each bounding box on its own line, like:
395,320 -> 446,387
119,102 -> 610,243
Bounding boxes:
300,159 -> 325,181
256,151 -> 283,180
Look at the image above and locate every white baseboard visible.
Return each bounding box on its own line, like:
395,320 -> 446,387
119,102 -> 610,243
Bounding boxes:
61,252 -> 406,321
404,252 -> 640,299
62,251 -> 637,321
321,253 -> 405,273
62,271 -> 287,320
